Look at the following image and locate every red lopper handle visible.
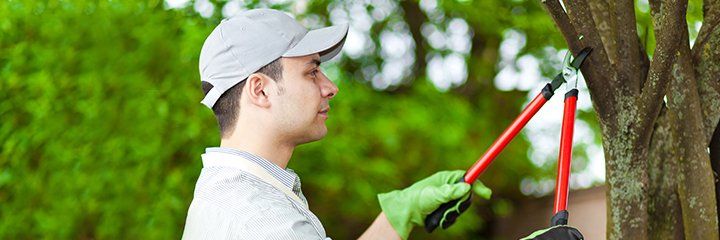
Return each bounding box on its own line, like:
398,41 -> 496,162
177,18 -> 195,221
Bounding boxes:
464,89 -> 551,183
553,89 -> 578,214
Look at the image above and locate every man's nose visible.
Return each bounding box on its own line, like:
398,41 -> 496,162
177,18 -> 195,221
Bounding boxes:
319,71 -> 338,99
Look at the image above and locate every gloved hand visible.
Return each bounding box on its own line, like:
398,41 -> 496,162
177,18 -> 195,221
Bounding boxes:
377,170 -> 491,239
520,225 -> 584,240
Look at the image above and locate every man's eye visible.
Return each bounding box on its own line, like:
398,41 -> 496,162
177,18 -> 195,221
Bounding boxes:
309,69 -> 318,78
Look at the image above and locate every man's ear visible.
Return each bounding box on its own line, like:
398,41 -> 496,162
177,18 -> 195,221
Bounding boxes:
244,73 -> 271,108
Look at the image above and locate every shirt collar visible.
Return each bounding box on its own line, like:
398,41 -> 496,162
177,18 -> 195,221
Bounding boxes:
205,147 -> 297,190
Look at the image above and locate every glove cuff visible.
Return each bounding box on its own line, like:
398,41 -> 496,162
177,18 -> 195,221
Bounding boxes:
378,191 -> 413,239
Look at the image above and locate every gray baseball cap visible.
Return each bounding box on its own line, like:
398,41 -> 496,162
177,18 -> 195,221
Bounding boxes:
199,9 -> 349,109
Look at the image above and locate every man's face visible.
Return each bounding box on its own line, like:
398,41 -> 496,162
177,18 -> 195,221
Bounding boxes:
270,54 -> 338,145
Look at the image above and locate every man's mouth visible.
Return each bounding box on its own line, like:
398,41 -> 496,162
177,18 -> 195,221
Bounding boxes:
318,108 -> 329,117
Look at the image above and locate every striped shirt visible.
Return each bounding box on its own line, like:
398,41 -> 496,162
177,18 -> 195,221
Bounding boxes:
182,147 -> 329,239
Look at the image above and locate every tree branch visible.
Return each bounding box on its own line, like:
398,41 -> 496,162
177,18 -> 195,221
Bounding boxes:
699,79 -> 720,143
399,0 -> 428,80
544,0 -> 616,121
689,2 -> 720,231
614,0 -> 644,94
454,26 -> 501,103
647,105 -> 685,239
692,16 -> 720,142
542,0 -> 582,50
636,0 -> 687,144
692,10 -> 720,95
711,119 -> 720,234
562,0 -> 615,79
694,0 -> 720,49
709,119 -> 720,172
668,41 -> 720,239
587,0 -> 619,65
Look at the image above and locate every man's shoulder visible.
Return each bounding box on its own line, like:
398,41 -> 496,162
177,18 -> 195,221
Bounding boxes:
183,167 -> 325,240
191,166 -> 296,213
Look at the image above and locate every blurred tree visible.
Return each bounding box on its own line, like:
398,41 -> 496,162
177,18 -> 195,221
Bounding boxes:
542,0 -> 720,239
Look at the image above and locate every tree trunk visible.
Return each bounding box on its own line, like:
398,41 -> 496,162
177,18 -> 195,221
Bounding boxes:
542,0 -> 720,238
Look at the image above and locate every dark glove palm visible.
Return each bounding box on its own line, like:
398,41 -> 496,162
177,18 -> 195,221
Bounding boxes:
521,225 -> 584,240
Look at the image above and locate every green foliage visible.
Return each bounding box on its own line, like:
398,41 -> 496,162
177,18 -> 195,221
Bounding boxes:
1,1 -> 214,238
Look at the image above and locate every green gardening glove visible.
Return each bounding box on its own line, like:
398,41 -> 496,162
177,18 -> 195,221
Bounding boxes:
377,170 -> 491,239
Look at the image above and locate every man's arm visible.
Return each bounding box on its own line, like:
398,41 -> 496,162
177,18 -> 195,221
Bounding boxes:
358,212 -> 401,240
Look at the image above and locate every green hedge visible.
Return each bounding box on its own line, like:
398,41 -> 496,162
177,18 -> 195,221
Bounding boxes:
1,1 -> 540,239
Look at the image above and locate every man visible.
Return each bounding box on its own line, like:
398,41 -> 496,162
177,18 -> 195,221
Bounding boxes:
182,8 -> 582,240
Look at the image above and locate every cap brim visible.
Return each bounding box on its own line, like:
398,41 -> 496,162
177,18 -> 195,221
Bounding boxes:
282,24 -> 348,62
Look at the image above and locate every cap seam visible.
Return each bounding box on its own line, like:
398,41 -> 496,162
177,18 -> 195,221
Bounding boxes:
251,16 -> 301,51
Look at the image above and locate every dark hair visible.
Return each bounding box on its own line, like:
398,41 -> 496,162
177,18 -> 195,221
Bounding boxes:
202,58 -> 283,138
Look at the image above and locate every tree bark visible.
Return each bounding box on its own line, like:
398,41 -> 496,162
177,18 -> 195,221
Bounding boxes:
667,35 -> 719,239
647,106 -> 684,240
542,0 -> 720,238
711,122 -> 720,232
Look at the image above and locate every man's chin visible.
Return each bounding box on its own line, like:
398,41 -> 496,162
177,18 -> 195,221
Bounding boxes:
310,127 -> 328,141
296,127 -> 328,145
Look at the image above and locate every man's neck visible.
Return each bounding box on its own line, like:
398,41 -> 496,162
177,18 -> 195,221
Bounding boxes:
219,131 -> 295,169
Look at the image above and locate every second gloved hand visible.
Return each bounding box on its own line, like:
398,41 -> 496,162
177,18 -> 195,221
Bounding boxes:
521,225 -> 584,240
377,170 -> 491,239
